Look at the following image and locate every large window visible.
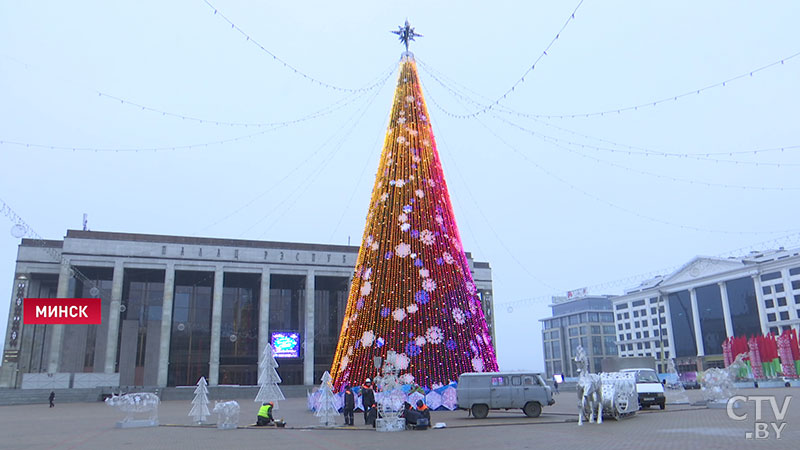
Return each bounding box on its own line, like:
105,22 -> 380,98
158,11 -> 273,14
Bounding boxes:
61,267 -> 113,374
314,276 -> 349,382
668,290 -> 697,357
269,274 -> 306,385
219,272 -> 260,386
726,277 -> 762,337
119,269 -> 164,386
696,284 -> 726,355
168,271 -> 213,386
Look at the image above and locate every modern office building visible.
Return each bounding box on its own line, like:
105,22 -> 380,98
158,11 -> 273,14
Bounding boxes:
540,291 -> 618,379
612,247 -> 800,374
1,230 -> 495,388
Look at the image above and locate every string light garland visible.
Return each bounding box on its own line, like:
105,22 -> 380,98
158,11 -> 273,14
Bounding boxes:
249,72 -> 392,239
330,53 -> 498,390
497,232 -> 800,311
420,49 -> 800,120
203,0 -> 390,93
419,61 -> 800,168
441,0 -> 585,119
496,115 -> 800,190
1,197 -> 102,296
0,83 -> 385,153
95,62 -> 397,128
422,87 -> 800,236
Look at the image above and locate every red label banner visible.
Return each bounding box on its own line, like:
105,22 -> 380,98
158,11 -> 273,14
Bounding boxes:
23,298 -> 102,325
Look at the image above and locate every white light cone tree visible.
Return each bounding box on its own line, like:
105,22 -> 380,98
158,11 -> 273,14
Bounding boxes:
315,371 -> 339,426
255,344 -> 285,408
188,376 -> 210,424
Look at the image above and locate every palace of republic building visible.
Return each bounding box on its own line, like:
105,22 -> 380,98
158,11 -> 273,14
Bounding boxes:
0,230 -> 495,389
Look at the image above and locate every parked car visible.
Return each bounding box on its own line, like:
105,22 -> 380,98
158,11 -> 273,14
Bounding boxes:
457,372 -> 554,419
681,380 -> 700,390
621,368 -> 666,409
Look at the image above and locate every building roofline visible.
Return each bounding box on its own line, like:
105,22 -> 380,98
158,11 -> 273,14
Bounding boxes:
64,229 -> 362,253
20,239 -> 63,248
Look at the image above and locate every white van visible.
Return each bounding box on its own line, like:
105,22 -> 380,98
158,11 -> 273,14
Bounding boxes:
457,372 -> 555,419
621,368 -> 665,409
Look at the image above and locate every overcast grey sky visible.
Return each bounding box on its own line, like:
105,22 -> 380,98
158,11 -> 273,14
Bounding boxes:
1,0 -> 799,371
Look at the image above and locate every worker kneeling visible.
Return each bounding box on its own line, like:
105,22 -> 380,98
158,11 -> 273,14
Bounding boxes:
256,402 -> 274,426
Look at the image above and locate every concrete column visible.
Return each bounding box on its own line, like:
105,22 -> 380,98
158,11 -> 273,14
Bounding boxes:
103,261 -> 124,373
258,267 -> 271,365
781,269 -> 799,322
689,288 -> 704,356
209,267 -> 224,386
752,275 -> 769,335
718,281 -> 734,338
47,262 -> 72,373
156,263 -> 175,387
303,269 -> 315,386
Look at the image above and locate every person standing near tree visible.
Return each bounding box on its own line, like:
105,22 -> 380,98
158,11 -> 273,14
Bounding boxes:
343,385 -> 355,426
49,391 -> 55,408
361,379 -> 375,425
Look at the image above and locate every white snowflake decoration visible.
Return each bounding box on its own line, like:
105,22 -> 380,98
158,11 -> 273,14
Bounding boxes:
339,355 -> 349,372
406,304 -> 418,314
419,268 -> 430,278
401,373 -> 415,384
466,281 -> 477,295
360,281 -> 372,296
435,214 -> 444,225
415,336 -> 427,347
406,95 -> 414,103
398,117 -> 406,124
392,308 -> 407,322
422,278 -> 437,292
452,307 -> 466,324
361,330 -> 375,347
370,242 -> 379,251
347,346 -> 353,356
396,353 -> 410,370
471,357 -> 485,372
395,242 -> 411,258
415,189 -> 425,198
420,229 -> 435,245
400,223 -> 410,232
380,192 -> 389,202
425,326 -> 443,344
395,179 -> 406,188
398,213 -> 408,223
364,268 -> 372,280
396,136 -> 407,144
443,252 -> 455,264
423,139 -> 431,147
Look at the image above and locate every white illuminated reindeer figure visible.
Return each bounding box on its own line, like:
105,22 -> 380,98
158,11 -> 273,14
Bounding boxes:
574,345 -> 603,425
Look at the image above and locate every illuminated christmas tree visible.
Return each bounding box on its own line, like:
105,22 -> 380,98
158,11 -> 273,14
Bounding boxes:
331,23 -> 499,389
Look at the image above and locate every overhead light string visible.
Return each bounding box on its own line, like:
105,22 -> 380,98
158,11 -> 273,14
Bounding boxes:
419,60 -> 800,167
202,0 -> 392,93
441,0 -> 585,119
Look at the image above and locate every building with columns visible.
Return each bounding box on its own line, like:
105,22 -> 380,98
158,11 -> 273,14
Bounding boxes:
0,230 -> 495,388
612,247 -> 800,374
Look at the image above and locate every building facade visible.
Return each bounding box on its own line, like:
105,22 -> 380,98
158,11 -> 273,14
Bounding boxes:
540,293 -> 618,379
612,248 -> 800,374
1,230 -> 495,388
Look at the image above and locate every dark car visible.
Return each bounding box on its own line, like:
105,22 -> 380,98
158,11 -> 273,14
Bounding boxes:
681,380 -> 700,390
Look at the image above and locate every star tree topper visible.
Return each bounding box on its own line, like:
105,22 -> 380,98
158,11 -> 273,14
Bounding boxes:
392,20 -> 422,51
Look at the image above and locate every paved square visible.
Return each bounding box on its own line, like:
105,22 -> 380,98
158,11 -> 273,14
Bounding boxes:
1,387 -> 797,449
